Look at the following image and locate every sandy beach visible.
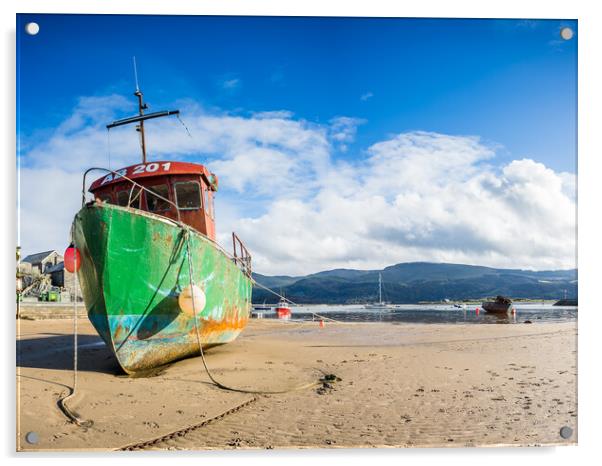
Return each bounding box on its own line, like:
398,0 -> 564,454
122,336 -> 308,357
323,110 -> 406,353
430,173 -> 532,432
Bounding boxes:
16,317 -> 577,451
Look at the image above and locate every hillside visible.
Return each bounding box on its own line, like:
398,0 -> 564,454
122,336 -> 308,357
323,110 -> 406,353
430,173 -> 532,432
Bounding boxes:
251,262 -> 577,304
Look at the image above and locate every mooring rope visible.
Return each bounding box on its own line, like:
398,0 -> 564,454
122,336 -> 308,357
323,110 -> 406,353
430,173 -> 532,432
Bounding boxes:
183,228 -> 324,394
57,232 -> 93,427
310,312 -> 342,323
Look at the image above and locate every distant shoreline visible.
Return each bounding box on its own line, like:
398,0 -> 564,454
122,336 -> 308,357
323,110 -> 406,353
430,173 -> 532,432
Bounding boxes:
253,299 -> 574,306
252,262 -> 577,305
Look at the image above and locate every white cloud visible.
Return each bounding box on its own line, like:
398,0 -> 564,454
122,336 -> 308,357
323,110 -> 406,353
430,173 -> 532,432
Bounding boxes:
366,131 -> 495,195
221,78 -> 241,90
329,116 -> 365,152
251,110 -> 294,120
231,132 -> 576,274
18,96 -> 576,276
360,91 -> 374,101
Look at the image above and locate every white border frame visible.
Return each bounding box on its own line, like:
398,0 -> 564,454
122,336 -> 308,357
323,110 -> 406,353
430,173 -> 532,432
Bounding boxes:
4,1 -> 600,465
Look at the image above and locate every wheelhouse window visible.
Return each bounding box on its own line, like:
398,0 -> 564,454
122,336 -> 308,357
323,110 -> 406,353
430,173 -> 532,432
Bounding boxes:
174,181 -> 201,210
146,184 -> 171,212
116,187 -> 142,209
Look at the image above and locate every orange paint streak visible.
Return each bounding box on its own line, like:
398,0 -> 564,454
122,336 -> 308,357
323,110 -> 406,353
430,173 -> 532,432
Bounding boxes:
199,303 -> 249,337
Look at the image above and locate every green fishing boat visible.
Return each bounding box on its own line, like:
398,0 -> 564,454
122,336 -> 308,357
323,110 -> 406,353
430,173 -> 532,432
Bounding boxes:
71,84 -> 252,374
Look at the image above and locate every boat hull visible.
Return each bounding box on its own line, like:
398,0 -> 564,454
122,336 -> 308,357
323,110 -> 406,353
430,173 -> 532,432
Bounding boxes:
73,203 -> 252,374
275,307 -> 291,319
481,302 -> 513,314
364,304 -> 393,310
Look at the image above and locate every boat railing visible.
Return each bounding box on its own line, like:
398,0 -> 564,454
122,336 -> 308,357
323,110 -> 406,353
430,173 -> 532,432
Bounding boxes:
81,167 -> 253,276
232,232 -> 252,277
82,167 -> 182,221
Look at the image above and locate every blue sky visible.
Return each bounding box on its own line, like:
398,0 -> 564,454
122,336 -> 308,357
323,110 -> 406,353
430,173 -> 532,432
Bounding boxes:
17,15 -> 576,171
16,15 -> 577,274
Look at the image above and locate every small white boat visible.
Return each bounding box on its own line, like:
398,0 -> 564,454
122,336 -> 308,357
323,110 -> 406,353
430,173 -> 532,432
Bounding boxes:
364,303 -> 394,310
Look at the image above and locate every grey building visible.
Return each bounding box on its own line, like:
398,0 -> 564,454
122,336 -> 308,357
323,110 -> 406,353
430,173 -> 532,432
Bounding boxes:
46,262 -> 81,300
22,250 -> 63,276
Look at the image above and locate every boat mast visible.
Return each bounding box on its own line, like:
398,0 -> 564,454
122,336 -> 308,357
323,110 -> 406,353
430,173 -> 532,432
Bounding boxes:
106,57 -> 181,163
133,57 -> 148,163
379,273 -> 382,304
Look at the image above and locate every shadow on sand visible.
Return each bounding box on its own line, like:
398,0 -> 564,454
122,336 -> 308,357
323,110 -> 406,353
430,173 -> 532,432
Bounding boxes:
16,334 -> 122,374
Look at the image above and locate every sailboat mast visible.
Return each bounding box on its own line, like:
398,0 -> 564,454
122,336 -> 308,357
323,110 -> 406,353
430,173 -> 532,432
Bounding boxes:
379,273 -> 382,304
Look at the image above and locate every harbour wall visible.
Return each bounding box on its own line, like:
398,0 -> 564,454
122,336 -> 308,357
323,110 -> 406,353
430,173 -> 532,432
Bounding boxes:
17,302 -> 87,320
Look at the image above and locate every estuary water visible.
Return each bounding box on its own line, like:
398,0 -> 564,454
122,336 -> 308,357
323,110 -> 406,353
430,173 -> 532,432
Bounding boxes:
253,303 -> 577,324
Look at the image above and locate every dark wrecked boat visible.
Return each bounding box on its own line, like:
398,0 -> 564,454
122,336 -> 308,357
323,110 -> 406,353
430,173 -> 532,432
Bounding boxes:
481,295 -> 513,314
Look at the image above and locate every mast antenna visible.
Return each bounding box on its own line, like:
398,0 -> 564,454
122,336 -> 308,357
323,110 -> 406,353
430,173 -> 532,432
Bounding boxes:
133,56 -> 140,92
106,59 -> 180,164
132,56 -> 148,162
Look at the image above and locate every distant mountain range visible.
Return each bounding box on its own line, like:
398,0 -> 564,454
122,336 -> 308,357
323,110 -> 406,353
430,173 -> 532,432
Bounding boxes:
251,262 -> 577,304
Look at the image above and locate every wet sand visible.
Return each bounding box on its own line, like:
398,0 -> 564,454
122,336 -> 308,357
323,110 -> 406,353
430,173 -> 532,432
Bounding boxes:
16,318 -> 577,451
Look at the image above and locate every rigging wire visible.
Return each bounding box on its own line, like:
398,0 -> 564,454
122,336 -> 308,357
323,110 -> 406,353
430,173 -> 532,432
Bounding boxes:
176,113 -> 193,139
106,128 -> 112,171
251,279 -> 298,305
251,278 -> 342,323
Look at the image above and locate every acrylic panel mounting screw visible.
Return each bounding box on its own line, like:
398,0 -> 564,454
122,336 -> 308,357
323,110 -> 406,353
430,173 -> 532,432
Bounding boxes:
25,22 -> 39,35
